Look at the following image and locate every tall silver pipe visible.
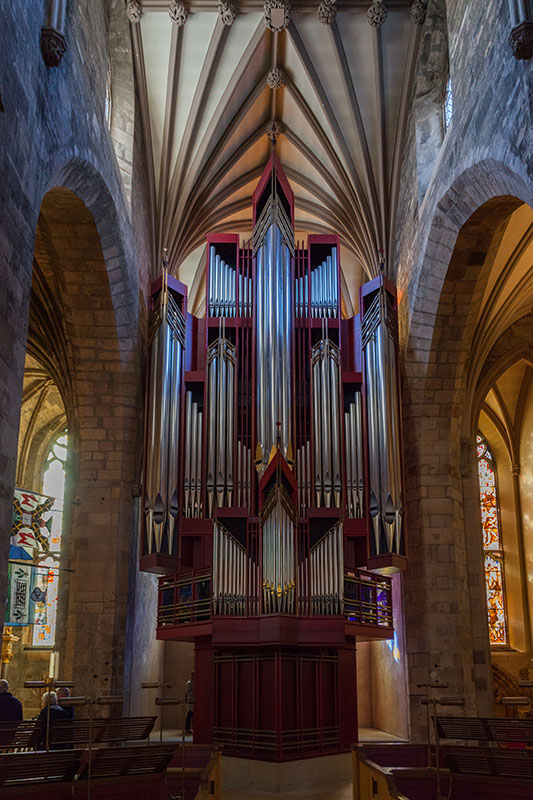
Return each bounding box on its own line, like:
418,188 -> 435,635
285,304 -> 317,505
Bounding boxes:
348,404 -> 357,516
208,246 -> 216,317
215,254 -> 221,316
321,339 -> 332,507
144,280 -> 184,555
330,343 -> 341,507
255,223 -> 292,473
326,256 -> 332,317
184,392 -> 192,516
345,411 -> 353,517
332,247 -> 338,316
363,287 -> 403,556
189,402 -> 198,517
226,353 -> 234,506
207,346 -> 217,516
355,393 -> 364,516
216,340 -> 227,507
312,350 -> 323,506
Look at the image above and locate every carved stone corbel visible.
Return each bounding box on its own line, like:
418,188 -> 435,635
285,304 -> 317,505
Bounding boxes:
40,27 -> 67,67
509,21 -> 533,59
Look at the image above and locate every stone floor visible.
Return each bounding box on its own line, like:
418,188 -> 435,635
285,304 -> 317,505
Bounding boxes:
358,727 -> 406,742
222,782 -> 353,799
154,727 -> 404,798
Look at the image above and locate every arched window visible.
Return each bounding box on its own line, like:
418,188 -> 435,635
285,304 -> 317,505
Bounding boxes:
477,433 -> 507,646
31,431 -> 67,646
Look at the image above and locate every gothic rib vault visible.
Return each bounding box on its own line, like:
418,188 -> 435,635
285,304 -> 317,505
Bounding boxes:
129,0 -> 425,316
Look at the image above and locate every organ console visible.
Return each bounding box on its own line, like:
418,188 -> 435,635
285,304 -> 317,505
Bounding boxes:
141,153 -> 406,760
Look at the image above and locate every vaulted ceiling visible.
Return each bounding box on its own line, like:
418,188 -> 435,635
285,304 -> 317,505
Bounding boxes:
130,0 -> 425,314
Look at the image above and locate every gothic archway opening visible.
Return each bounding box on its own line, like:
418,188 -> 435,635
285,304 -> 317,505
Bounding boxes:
403,184 -> 533,738
4,182 -> 147,716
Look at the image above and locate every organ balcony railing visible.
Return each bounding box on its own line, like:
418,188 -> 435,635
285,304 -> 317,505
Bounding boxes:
157,567 -> 393,630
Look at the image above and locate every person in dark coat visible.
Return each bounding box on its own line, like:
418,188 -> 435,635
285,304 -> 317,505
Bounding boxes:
0,679 -> 23,721
57,686 -> 74,719
37,691 -> 67,749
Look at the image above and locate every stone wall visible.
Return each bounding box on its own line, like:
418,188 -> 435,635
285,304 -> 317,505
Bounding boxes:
394,0 -> 533,739
0,1 -> 158,704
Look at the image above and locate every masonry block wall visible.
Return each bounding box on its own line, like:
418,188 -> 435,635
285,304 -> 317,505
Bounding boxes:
0,0 -> 159,707
394,0 -> 533,739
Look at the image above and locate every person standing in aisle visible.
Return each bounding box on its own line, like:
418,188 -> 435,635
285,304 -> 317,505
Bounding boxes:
184,671 -> 195,734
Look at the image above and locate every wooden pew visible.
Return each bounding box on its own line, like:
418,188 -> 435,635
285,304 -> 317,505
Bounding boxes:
437,715 -> 533,787
0,749 -> 84,787
78,742 -> 176,778
0,716 -> 157,753
0,743 -> 177,800
437,715 -> 533,744
167,744 -> 222,800
0,721 -> 44,753
48,715 -> 157,747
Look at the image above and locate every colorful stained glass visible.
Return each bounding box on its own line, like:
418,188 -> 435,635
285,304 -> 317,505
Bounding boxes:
477,433 -> 506,646
31,432 -> 67,646
485,553 -> 506,645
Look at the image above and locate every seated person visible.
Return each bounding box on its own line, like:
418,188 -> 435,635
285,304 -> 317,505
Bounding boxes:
37,691 -> 68,749
57,686 -> 74,719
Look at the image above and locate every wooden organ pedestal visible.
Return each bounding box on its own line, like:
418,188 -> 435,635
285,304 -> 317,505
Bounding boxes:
140,155 -> 406,761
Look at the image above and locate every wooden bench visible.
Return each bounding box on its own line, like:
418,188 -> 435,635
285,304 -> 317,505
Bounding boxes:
0,743 -> 177,800
0,721 -> 44,753
48,715 -> 157,747
78,742 -> 177,779
437,715 -> 533,744
0,749 -> 84,787
437,715 -> 533,786
0,716 -> 157,753
167,744 -> 222,800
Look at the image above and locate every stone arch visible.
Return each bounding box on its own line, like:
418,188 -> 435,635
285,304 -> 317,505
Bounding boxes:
402,158 -> 533,741
10,163 -> 146,704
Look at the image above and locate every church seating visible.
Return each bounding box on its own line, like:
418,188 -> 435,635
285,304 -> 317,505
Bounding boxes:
0,716 -> 156,753
0,749 -> 84,787
48,715 -> 157,747
0,743 -> 176,799
167,744 -> 221,800
0,721 -> 44,753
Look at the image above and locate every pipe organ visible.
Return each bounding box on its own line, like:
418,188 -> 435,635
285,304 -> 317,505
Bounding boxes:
142,155 -> 406,761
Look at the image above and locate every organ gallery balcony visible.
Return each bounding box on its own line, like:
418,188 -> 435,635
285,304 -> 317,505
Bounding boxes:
156,567 -> 393,644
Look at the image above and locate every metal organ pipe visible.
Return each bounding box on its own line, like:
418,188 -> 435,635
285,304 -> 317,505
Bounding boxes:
312,333 -> 342,509
144,275 -> 185,555
309,525 -> 343,615
362,286 -> 404,556
255,222 -> 293,473
207,329 -> 236,513
344,395 -> 364,518
261,495 -> 295,614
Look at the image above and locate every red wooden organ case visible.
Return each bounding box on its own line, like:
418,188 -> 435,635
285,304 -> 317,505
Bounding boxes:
140,155 -> 406,761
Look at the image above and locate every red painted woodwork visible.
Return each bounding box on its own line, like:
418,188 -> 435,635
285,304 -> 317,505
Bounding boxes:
144,159 -> 404,761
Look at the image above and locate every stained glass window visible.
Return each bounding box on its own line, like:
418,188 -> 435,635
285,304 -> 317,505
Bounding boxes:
31,432 -> 67,646
477,433 -> 506,646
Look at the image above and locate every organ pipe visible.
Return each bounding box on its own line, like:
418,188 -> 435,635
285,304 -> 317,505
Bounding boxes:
143,271 -> 185,555
362,284 -> 404,556
312,331 -> 342,508
206,326 -> 236,514
254,167 -> 293,474
142,157 -> 405,639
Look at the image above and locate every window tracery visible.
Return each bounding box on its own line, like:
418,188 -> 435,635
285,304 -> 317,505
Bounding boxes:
477,433 -> 507,646
31,431 -> 67,646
